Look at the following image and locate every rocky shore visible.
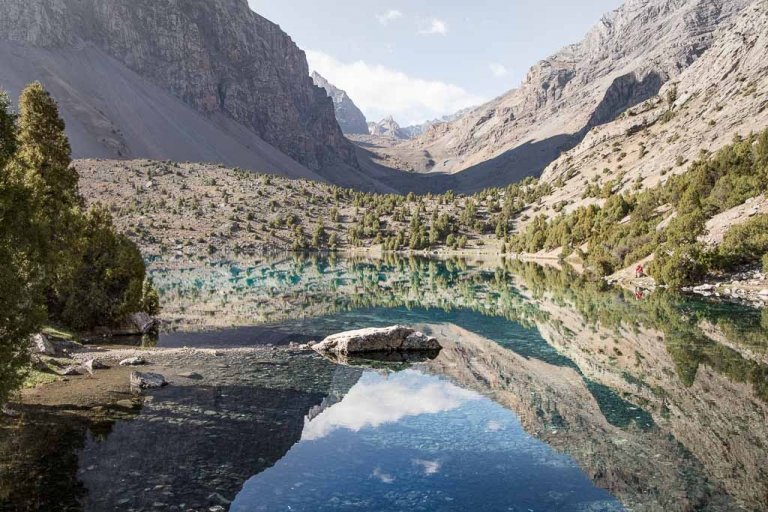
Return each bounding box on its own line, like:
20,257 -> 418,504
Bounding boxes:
16,324 -> 441,412
5,338 -> 342,511
16,337 -> 312,413
685,268 -> 768,308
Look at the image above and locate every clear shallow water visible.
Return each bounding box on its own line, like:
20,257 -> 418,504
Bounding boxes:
3,255 -> 768,511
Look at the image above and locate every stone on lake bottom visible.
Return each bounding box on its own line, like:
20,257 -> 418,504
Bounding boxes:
84,359 -> 110,373
178,371 -> 203,380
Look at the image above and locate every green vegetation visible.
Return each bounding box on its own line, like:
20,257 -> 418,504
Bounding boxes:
717,215 -> 768,270
0,83 -> 156,403
509,130 -> 768,284
511,260 -> 768,400
338,176 -> 551,252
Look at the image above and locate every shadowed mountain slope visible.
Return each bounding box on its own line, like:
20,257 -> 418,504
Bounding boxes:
0,0 -> 406,190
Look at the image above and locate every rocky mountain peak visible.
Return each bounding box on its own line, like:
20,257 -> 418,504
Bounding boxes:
369,116 -> 406,139
311,71 -> 369,135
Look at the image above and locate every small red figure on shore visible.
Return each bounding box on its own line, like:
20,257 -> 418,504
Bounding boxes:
635,264 -> 644,278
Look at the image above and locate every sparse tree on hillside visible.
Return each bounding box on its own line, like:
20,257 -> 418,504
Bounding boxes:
666,83 -> 678,110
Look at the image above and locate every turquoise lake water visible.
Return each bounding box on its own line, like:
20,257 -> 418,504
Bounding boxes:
2,255 -> 767,511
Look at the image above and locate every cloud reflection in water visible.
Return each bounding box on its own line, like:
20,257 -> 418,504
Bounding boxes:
301,370 -> 480,441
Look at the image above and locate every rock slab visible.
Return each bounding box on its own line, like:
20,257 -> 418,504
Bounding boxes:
312,326 -> 441,355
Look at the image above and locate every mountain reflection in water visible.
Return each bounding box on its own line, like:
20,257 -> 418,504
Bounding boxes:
1,255 -> 766,511
232,369 -> 624,512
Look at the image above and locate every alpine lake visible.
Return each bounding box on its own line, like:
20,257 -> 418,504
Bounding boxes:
2,254 -> 767,512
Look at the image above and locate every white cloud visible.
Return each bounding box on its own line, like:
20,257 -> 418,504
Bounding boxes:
489,63 -> 509,77
307,50 -> 484,126
376,9 -> 403,25
419,18 -> 448,35
301,370 -> 480,441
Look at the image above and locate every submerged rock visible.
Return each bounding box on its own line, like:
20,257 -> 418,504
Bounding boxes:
312,326 -> 441,355
130,372 -> 168,392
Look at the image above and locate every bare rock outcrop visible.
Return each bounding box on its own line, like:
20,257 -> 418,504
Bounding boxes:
29,333 -> 56,356
528,0 -> 768,228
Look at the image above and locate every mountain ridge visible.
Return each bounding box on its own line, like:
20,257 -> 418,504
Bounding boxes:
0,0 -> 398,189
358,0 -> 753,192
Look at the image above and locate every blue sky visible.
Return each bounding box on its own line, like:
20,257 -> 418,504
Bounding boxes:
249,0 -> 624,126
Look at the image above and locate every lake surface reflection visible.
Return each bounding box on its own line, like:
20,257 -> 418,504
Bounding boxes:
2,254 -> 767,511
232,370 -> 623,512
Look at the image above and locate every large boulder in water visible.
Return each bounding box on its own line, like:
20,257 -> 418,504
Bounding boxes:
312,326 -> 441,355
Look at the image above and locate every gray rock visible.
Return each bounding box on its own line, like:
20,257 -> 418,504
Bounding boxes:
130,372 -> 168,392
115,399 -> 139,409
119,356 -> 147,366
402,331 -> 440,351
312,325 -> 441,355
57,366 -> 81,376
29,333 -> 56,356
84,359 -> 110,373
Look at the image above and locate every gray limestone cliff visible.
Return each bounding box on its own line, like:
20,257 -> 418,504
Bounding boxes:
0,0 -> 358,172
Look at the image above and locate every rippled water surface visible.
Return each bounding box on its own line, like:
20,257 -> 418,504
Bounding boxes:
2,255 -> 768,511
